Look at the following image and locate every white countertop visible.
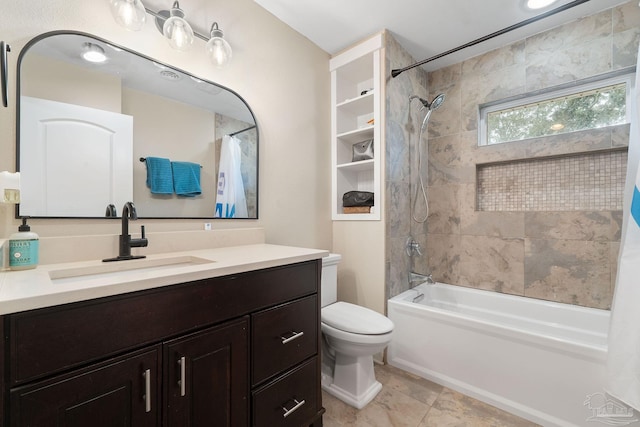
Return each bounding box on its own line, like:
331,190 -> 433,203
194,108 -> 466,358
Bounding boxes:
0,244 -> 328,315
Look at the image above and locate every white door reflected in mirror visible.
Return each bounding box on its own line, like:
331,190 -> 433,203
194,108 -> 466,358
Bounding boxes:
20,96 -> 133,217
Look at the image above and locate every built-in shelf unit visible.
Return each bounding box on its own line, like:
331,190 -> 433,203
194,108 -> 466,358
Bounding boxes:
330,35 -> 382,220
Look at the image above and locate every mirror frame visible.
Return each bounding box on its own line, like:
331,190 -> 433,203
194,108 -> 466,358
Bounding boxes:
15,30 -> 259,220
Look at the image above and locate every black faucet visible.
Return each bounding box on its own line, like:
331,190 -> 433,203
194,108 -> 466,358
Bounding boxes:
105,204 -> 117,217
103,201 -> 148,262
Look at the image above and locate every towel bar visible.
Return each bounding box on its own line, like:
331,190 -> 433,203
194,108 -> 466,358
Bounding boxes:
140,158 -> 202,168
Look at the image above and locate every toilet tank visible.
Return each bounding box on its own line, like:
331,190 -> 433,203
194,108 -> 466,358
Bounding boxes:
321,253 -> 341,308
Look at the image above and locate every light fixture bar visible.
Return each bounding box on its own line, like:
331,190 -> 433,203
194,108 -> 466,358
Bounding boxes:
110,1 -> 232,67
144,7 -> 210,42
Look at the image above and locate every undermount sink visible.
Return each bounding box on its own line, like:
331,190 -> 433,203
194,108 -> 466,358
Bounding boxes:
49,256 -> 215,285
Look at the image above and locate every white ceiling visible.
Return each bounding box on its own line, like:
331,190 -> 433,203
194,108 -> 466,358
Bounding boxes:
252,0 -> 629,72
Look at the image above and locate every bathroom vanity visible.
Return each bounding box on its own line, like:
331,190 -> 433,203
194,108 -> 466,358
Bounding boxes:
0,244 -> 326,426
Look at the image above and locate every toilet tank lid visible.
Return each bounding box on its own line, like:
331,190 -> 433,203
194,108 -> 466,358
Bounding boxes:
322,302 -> 394,335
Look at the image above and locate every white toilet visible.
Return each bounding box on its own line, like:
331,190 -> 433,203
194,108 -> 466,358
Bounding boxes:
320,253 -> 394,409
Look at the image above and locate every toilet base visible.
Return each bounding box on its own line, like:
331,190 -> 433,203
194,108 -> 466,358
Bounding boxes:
320,353 -> 382,409
322,376 -> 382,409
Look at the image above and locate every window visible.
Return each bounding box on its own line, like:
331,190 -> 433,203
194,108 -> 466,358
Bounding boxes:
479,72 -> 633,146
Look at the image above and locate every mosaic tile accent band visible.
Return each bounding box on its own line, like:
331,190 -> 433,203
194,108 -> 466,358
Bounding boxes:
477,150 -> 627,212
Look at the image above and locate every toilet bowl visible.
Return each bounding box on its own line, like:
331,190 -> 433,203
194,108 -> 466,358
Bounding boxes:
320,254 -> 394,409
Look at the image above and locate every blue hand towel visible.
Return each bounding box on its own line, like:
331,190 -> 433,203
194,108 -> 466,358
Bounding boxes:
145,157 -> 174,194
171,161 -> 202,197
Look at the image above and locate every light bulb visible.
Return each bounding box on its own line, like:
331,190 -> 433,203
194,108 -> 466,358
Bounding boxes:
205,23 -> 232,68
162,1 -> 194,51
526,0 -> 558,9
109,0 -> 147,31
81,43 -> 107,63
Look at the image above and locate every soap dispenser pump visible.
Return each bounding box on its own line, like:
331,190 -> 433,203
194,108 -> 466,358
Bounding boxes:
9,217 -> 39,270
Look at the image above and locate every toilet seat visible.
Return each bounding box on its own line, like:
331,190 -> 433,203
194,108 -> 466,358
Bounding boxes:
321,322 -> 393,346
322,302 -> 394,335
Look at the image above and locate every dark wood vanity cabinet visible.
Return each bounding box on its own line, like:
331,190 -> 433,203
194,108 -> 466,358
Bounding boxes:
1,259 -> 324,427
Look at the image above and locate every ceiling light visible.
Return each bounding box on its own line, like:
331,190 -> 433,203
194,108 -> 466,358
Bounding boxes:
109,0 -> 147,31
162,1 -> 194,51
110,0 -> 233,68
81,43 -> 107,63
526,0 -> 558,9
205,23 -> 232,68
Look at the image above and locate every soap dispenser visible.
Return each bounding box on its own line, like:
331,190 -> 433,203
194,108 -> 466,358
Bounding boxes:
9,218 -> 39,270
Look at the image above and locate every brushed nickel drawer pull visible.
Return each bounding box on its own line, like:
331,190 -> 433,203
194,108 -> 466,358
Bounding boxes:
281,330 -> 304,344
282,398 -> 305,418
178,356 -> 186,396
143,369 -> 151,413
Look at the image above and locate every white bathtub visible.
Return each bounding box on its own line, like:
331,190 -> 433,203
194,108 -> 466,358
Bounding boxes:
387,283 -> 610,427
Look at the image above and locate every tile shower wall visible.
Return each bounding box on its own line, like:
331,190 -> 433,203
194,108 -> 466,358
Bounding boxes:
422,1 -> 639,309
384,33 -> 429,300
477,150 -> 627,212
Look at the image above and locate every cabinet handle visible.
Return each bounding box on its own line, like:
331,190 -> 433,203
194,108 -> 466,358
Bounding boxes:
178,356 -> 186,396
281,330 -> 304,344
143,369 -> 151,413
282,399 -> 305,418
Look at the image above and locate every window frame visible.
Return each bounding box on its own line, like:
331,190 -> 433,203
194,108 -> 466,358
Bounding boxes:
478,69 -> 634,146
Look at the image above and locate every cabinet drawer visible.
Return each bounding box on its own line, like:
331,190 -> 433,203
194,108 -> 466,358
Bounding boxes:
9,260 -> 319,385
252,357 -> 318,427
251,296 -> 317,385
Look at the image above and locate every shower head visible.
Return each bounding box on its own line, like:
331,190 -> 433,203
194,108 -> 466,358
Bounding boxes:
409,93 -> 446,111
430,93 -> 445,111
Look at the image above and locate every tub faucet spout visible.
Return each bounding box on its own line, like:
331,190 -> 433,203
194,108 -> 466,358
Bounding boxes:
409,271 -> 435,287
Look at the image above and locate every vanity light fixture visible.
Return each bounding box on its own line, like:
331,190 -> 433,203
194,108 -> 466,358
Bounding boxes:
109,0 -> 147,31
526,0 -> 559,9
206,23 -> 232,68
81,43 -> 107,63
109,0 -> 233,67
160,1 -> 194,51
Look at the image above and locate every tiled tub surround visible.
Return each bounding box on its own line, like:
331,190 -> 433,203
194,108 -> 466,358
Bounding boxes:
384,33 -> 430,300
477,149 -> 627,212
419,0 -> 640,309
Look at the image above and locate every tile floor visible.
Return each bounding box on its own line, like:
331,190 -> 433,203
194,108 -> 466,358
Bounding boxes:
322,364 -> 540,427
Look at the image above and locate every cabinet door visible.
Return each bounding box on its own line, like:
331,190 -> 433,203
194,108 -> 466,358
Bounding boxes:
164,318 -> 249,427
10,347 -> 159,427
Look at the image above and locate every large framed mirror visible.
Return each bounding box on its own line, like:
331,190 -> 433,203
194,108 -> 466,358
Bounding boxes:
16,31 -> 258,219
